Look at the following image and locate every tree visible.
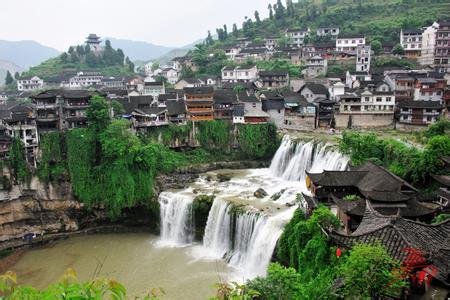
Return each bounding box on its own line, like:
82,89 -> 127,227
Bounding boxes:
60,52 -> 69,64
268,4 -> 274,20
393,43 -> 405,55
371,40 -> 382,55
254,10 -> 261,24
105,39 -> 112,50
86,96 -> 111,134
275,0 -> 285,19
180,65 -> 195,79
232,23 -> 238,37
205,31 -> 214,46
151,61 -> 160,72
125,57 -> 134,72
14,72 -> 20,80
111,100 -> 125,118
339,243 -> 409,298
223,24 -> 228,40
4,71 -> 14,85
85,52 -> 98,67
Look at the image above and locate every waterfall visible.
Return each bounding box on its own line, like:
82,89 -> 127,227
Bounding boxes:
159,191 -> 194,246
202,198 -> 288,279
269,138 -> 349,181
158,135 -> 349,279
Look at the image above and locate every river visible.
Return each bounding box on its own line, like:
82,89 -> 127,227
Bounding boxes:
10,233 -> 231,299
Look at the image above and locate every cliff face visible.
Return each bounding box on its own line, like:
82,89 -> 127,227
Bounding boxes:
0,177 -> 104,250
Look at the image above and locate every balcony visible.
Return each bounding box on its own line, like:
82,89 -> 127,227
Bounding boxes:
36,104 -> 58,110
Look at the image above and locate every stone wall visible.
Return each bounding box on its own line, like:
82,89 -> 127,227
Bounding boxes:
335,113 -> 394,129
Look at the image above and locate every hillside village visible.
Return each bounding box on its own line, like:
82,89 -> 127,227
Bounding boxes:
0,15 -> 449,165
0,0 -> 449,298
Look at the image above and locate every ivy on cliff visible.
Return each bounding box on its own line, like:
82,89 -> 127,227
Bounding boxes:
8,138 -> 30,184
196,120 -> 232,153
237,123 -> 279,159
37,132 -> 67,182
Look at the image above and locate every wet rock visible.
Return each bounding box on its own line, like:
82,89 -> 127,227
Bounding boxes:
217,174 -> 231,182
285,202 -> 296,207
254,188 -> 268,198
270,188 -> 286,201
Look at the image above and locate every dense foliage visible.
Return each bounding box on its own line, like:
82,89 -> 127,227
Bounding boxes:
37,132 -> 66,182
339,126 -> 450,184
246,205 -> 409,299
8,138 -> 30,184
0,269 -> 162,300
212,0 -> 447,48
237,123 -> 279,159
339,243 -> 408,298
196,120 -> 232,152
28,97 -> 278,217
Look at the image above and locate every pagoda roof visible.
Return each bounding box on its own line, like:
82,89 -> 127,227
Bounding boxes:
329,202 -> 450,285
86,33 -> 101,40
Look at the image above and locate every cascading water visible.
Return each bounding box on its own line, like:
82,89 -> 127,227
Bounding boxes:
269,136 -> 349,181
158,135 -> 349,279
158,191 -> 194,246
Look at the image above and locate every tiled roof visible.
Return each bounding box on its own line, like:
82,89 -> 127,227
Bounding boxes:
166,99 -> 186,115
330,202 -> 450,285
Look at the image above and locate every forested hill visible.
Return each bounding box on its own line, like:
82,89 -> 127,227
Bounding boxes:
209,0 -> 448,46
21,40 -> 135,80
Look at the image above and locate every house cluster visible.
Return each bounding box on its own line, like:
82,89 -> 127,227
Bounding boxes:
303,158 -> 450,291
16,72 -> 127,92
400,20 -> 450,73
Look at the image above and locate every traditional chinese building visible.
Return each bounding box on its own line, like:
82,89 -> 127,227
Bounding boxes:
184,87 -> 214,121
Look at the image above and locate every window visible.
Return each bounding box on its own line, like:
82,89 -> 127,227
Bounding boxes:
376,97 -> 382,102
365,97 -> 370,102
386,97 -> 392,102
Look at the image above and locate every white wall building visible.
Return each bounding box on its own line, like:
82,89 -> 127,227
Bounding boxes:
286,28 -> 310,48
356,45 -> 371,72
161,67 -> 179,84
400,29 -> 422,57
17,76 -> 44,91
336,36 -> 366,52
420,22 -> 439,66
221,66 -> 258,82
316,27 -> 339,37
69,72 -> 103,88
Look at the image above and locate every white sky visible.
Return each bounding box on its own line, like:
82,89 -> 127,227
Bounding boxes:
0,0 -> 272,51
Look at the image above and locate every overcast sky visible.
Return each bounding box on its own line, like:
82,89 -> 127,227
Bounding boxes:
0,0 -> 272,51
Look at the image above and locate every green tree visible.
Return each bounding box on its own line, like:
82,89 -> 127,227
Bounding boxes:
393,43 -> 405,55
268,4 -> 274,19
14,72 -> 20,80
247,263 -> 301,299
232,23 -> 238,37
254,10 -> 261,24
205,31 -> 214,46
151,61 -> 160,72
4,71 -> 14,85
111,100 -> 125,118
85,52 -> 98,67
371,40 -> 382,55
86,96 -> 111,134
339,243 -> 408,298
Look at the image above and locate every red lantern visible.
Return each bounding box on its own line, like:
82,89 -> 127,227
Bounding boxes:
336,248 -> 342,258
